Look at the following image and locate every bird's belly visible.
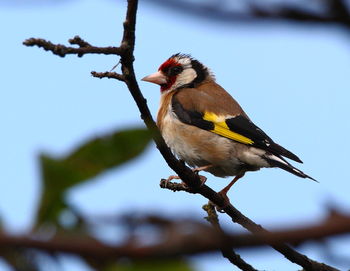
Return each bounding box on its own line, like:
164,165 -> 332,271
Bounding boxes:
161,116 -> 244,177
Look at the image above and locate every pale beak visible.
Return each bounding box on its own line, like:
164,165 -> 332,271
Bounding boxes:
142,71 -> 167,85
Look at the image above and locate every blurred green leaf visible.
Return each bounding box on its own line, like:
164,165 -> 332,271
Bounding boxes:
102,259 -> 195,271
37,128 -> 152,225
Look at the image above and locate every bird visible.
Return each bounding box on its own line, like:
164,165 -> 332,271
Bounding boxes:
142,53 -> 316,202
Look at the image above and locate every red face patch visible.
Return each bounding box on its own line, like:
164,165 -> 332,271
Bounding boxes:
158,58 -> 177,72
158,58 -> 182,92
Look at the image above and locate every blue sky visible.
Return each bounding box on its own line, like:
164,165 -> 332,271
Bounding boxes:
1,0 -> 350,270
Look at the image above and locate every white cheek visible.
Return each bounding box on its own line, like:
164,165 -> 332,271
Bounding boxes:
177,58 -> 191,66
174,68 -> 197,88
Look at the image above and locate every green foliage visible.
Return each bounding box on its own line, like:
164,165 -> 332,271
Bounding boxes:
37,128 -> 152,225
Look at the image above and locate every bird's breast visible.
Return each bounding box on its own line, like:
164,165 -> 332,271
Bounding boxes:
159,108 -> 245,177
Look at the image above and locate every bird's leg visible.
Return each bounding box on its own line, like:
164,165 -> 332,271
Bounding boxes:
163,175 -> 181,188
165,174 -> 207,188
165,175 -> 181,182
217,172 -> 245,211
191,165 -> 212,186
164,160 -> 186,185
192,164 -> 213,173
164,165 -> 211,188
195,175 -> 207,186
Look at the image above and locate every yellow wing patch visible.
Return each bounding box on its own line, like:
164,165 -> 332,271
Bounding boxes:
203,112 -> 254,145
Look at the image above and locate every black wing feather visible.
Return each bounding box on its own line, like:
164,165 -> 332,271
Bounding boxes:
172,97 -> 214,130
172,97 -> 302,163
226,116 -> 303,163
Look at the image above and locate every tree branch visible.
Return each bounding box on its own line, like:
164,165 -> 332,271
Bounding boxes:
203,203 -> 259,271
23,37 -> 123,58
91,71 -> 125,81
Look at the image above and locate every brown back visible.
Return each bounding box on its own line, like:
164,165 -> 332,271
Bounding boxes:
174,81 -> 249,118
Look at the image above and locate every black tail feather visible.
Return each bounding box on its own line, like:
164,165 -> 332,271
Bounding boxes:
264,156 -> 317,182
269,143 -> 303,163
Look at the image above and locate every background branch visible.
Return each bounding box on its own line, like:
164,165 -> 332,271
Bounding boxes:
0,211 -> 349,261
147,0 -> 350,29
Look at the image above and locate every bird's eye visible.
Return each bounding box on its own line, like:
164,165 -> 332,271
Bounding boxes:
169,65 -> 183,76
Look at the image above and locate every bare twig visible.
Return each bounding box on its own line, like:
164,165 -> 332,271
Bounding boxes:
91,71 -> 125,81
203,203 -> 259,271
23,37 -> 123,58
69,35 -> 91,47
159,179 -> 197,194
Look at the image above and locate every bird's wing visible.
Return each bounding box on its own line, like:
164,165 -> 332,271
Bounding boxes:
172,88 -> 302,163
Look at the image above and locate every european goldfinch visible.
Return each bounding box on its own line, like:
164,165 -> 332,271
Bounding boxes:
142,53 -> 315,198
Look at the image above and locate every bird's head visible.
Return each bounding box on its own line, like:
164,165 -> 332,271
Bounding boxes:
142,53 -> 213,93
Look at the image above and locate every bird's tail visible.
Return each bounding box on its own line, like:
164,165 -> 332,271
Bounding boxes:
264,154 -> 317,182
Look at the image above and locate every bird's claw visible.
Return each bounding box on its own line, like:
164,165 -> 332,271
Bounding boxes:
215,190 -> 232,213
163,174 -> 207,188
192,165 -> 212,174
198,175 -> 207,186
163,175 -> 180,188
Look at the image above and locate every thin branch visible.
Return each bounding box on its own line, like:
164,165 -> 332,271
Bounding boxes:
203,203 -> 259,271
23,37 -> 123,58
159,179 -> 197,194
69,35 -> 91,47
91,71 -> 125,81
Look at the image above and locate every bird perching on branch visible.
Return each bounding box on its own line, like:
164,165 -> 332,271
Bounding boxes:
143,53 -> 316,203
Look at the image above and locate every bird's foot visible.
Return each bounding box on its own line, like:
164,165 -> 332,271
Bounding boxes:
198,175 -> 207,186
164,174 -> 207,188
182,174 -> 207,187
163,175 -> 181,188
215,190 -> 232,213
192,165 -> 213,174
191,166 -> 210,186
214,172 -> 245,212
